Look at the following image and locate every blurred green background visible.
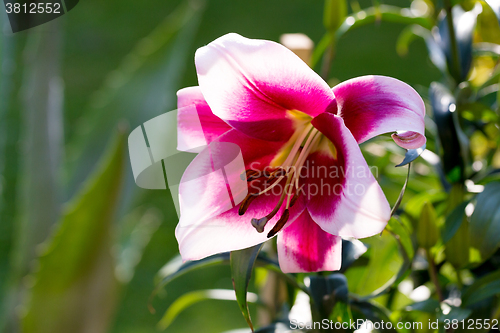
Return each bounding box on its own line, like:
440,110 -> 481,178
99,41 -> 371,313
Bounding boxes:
0,0 -> 441,332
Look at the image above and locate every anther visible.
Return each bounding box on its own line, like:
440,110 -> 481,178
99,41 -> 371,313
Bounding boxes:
251,217 -> 268,233
267,209 -> 290,238
241,169 -> 260,181
238,193 -> 258,216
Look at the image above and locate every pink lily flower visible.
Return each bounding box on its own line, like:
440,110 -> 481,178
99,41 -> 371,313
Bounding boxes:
175,33 -> 426,273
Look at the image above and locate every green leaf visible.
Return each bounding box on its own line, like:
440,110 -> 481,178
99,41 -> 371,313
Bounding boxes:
438,306 -> 472,322
462,270 -> 500,306
155,252 -> 310,301
230,244 -> 264,332
21,127 -> 126,333
255,322 -> 305,332
158,289 -> 258,331
340,239 -> 368,272
429,82 -> 466,182
469,182 -> 500,260
350,299 -> 396,331
442,201 -> 468,244
386,217 -> 415,261
405,299 -> 440,313
417,201 -> 439,249
309,273 -> 348,319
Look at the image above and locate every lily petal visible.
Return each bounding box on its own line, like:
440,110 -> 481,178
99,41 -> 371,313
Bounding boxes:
176,130 -> 306,260
195,33 -> 335,141
307,113 -> 390,238
277,209 -> 341,273
177,86 -> 232,152
177,178 -> 306,261
333,75 -> 426,149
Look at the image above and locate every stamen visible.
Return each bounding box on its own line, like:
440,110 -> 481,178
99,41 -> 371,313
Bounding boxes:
244,170 -> 261,181
238,193 -> 258,216
251,174 -> 293,232
267,209 -> 290,238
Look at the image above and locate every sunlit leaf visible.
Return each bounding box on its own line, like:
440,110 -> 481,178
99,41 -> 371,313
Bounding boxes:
22,127 -> 126,333
309,273 -> 348,319
158,289 -> 258,331
462,270 -> 500,306
429,82 -> 466,182
230,244 -> 264,332
469,181 -> 500,260
442,201 -> 468,244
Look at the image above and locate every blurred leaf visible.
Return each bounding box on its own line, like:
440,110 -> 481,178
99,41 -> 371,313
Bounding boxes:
485,0 -> 500,23
309,273 -> 348,319
324,0 -> 347,33
230,244 -> 263,332
442,201 -> 468,244
429,82 -> 465,181
66,0 -> 205,198
22,127 -> 126,333
340,239 -> 368,273
312,4 -> 433,67
437,3 -> 480,81
418,201 -> 439,249
387,217 -> 415,261
17,20 -> 64,278
0,11 -> 23,330
437,306 -> 472,321
158,289 -> 258,331
350,300 -> 396,332
255,322 -> 304,332
350,231 -> 407,299
462,270 -> 500,306
156,252 -> 309,300
476,1 -> 500,44
405,299 -> 440,313
469,181 -> 500,260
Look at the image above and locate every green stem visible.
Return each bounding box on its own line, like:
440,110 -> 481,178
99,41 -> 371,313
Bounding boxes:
320,38 -> 336,81
426,250 -> 444,302
444,0 -> 461,84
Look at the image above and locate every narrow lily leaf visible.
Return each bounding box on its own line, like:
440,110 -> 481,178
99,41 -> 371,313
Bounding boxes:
438,306 -> 472,322
309,273 -> 348,319
155,252 -> 310,301
255,323 -> 305,332
340,239 -> 368,273
442,201 -> 468,244
429,82 -> 464,181
350,300 -> 395,330
156,253 -> 230,289
462,270 -> 500,306
158,289 -> 258,331
469,182 -> 500,261
396,24 -> 430,57
230,243 -> 264,332
358,226 -> 411,300
22,128 -> 126,333
395,143 -> 426,167
405,299 -> 440,313
437,4 -> 480,81
386,217 -> 415,261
